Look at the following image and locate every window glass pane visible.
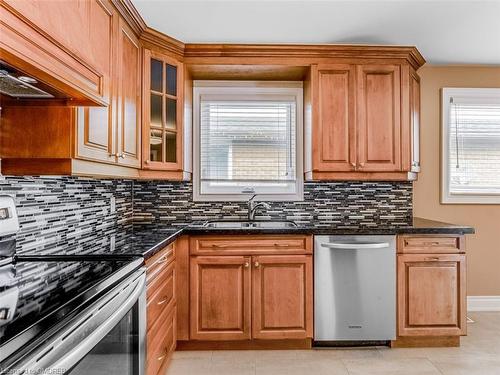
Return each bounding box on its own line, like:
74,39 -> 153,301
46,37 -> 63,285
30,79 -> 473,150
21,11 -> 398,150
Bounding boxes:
449,102 -> 500,194
165,132 -> 177,163
166,98 -> 177,129
166,64 -> 177,96
150,94 -> 163,127
151,59 -> 163,93
150,129 -> 163,162
200,100 -> 296,183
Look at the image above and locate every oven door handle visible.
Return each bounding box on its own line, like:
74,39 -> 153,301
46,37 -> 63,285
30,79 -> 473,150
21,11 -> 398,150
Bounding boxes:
54,271 -> 146,372
18,269 -> 146,375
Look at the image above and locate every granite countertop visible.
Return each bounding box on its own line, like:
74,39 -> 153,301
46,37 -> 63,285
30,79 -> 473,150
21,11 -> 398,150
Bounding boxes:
15,217 -> 474,261
128,217 -> 475,260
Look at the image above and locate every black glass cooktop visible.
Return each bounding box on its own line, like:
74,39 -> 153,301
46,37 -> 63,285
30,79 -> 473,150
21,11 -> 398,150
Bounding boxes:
0,257 -> 142,363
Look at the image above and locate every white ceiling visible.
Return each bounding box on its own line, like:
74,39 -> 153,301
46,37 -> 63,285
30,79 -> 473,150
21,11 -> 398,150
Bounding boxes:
131,0 -> 500,65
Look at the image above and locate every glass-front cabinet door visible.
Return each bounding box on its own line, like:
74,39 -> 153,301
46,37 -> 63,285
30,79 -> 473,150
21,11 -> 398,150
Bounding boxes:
143,49 -> 183,173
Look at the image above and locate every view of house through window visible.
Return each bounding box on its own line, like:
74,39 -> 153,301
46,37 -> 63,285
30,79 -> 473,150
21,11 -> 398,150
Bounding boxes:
442,88 -> 500,203
193,82 -> 303,201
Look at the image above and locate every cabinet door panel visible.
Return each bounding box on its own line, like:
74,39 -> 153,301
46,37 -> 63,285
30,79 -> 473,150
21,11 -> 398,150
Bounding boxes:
116,18 -> 141,168
190,256 -> 251,340
313,64 -> 356,172
142,50 -> 184,172
397,254 -> 466,336
252,255 -> 313,339
357,65 -> 401,171
75,107 -> 115,163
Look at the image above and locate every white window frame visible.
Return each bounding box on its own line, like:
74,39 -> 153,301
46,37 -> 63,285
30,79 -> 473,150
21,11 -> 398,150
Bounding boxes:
441,87 -> 500,204
193,80 -> 304,202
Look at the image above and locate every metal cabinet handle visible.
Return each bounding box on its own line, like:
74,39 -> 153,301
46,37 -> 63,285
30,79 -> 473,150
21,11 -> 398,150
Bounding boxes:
350,162 -> 356,168
423,242 -> 441,246
156,255 -> 169,265
274,243 -> 289,247
321,242 -> 389,249
157,297 -> 170,306
425,257 -> 440,261
158,352 -> 167,361
119,154 -> 125,159
145,159 -> 150,164
211,244 -> 229,248
254,261 -> 260,268
244,262 -> 249,268
358,162 -> 365,168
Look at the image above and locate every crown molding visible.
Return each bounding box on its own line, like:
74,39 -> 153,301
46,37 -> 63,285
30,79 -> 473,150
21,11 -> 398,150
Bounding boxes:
140,27 -> 185,58
184,44 -> 426,69
111,0 -> 147,35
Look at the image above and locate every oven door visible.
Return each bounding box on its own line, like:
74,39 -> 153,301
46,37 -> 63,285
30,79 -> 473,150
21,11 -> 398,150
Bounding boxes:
12,268 -> 146,375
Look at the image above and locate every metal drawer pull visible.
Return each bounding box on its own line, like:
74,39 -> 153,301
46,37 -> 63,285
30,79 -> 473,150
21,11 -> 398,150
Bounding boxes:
158,352 -> 167,361
211,244 -> 229,248
274,243 -> 290,247
244,262 -> 249,268
425,257 -> 440,261
157,297 -> 170,306
254,261 -> 260,268
423,242 -> 442,246
155,250 -> 173,265
321,242 -> 389,249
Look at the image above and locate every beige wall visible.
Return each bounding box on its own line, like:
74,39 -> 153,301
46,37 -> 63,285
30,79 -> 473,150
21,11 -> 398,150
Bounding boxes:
414,65 -> 500,296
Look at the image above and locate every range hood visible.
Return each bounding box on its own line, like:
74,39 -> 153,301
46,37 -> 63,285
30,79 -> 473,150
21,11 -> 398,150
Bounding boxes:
0,61 -> 67,100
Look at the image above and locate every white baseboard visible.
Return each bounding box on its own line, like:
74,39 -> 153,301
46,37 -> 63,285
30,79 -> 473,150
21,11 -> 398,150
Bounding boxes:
467,296 -> 500,312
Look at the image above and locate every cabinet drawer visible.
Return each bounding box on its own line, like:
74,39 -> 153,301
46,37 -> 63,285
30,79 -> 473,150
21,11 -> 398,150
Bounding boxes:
190,235 -> 312,255
147,262 -> 175,331
146,243 -> 175,282
398,235 -> 463,254
147,301 -> 176,375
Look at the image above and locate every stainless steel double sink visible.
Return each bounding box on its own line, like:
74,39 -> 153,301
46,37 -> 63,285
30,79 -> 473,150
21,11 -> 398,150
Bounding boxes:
203,220 -> 297,229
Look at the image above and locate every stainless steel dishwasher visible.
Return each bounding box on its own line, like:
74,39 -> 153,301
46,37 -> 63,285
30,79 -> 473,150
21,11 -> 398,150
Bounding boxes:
314,235 -> 396,344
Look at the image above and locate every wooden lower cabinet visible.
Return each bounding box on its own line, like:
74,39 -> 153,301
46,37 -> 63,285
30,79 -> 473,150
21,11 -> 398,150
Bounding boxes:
252,255 -> 313,339
146,242 -> 177,375
397,253 -> 466,337
189,256 -> 252,340
188,244 -> 313,343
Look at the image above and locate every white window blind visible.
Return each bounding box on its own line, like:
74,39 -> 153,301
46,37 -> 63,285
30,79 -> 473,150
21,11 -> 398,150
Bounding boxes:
442,88 -> 500,204
201,100 -> 296,182
193,82 -> 303,201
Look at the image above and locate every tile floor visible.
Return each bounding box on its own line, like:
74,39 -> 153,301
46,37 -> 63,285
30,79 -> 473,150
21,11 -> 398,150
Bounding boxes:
166,312 -> 500,375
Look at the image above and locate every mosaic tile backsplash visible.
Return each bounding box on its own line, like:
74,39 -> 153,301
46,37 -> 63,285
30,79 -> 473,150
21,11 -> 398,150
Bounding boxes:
1,176 -> 412,255
0,176 -> 133,255
133,181 -> 413,228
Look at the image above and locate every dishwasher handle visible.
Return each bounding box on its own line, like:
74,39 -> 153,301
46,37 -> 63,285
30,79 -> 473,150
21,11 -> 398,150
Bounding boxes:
320,242 -> 390,249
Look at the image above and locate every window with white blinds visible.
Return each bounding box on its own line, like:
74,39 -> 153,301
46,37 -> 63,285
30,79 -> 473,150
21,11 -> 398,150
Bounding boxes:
193,82 -> 303,201
442,88 -> 500,204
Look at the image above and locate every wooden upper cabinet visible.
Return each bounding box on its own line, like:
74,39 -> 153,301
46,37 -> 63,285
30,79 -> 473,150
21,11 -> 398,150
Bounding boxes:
142,50 -> 184,175
75,15 -> 141,169
397,253 -> 467,337
312,64 -> 356,172
115,17 -> 141,168
252,255 -> 313,340
0,0 -> 114,104
357,65 -> 402,172
310,62 -> 419,180
190,256 -> 251,340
